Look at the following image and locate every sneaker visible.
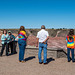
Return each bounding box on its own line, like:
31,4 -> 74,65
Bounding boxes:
43,63 -> 48,65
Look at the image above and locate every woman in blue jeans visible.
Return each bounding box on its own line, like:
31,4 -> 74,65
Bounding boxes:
66,29 -> 75,62
0,30 -> 9,56
18,26 -> 27,63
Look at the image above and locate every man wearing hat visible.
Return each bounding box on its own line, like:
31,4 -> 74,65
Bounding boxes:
8,31 -> 17,55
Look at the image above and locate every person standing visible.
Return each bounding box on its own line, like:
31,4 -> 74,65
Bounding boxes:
36,25 -> 49,64
0,30 -> 9,56
18,26 -> 27,63
8,31 -> 17,55
66,29 -> 75,62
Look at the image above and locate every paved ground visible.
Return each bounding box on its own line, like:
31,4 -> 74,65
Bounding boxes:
0,53 -> 75,75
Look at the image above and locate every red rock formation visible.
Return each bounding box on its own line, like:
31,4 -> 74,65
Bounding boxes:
0,32 -> 67,51
27,35 -> 67,50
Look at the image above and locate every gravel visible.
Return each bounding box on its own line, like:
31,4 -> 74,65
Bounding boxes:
0,53 -> 75,75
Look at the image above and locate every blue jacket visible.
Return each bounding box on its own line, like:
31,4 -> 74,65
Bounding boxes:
8,34 -> 15,43
1,34 -> 10,44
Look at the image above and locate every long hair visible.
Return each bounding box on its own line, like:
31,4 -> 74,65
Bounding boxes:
68,29 -> 74,40
18,26 -> 26,34
3,29 -> 7,34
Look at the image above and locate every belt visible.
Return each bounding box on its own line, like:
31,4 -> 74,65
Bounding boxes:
39,42 -> 47,44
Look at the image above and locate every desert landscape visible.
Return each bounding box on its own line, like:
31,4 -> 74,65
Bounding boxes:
0,29 -> 75,75
0,29 -> 70,50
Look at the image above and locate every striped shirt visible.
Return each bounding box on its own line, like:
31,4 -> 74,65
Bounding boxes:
18,31 -> 26,41
66,35 -> 75,49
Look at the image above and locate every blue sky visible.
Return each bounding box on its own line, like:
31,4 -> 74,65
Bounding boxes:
0,0 -> 75,29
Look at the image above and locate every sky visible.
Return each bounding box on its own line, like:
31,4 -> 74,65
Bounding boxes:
0,0 -> 75,29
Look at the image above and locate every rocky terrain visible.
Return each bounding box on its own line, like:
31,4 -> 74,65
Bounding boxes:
0,54 -> 75,75
0,29 -> 73,50
0,29 -> 75,75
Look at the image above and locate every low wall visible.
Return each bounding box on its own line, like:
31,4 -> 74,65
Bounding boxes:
25,47 -> 67,58
0,45 -> 67,58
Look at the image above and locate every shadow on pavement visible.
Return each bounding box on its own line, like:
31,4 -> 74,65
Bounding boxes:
25,56 -> 36,61
47,58 -> 55,64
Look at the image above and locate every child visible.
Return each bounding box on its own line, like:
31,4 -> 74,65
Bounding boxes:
66,29 -> 75,62
0,30 -> 9,56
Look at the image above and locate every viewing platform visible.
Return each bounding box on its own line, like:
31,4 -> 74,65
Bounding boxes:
25,46 -> 67,58
0,44 -> 67,58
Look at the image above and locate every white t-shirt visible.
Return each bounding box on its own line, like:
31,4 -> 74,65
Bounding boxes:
15,36 -> 19,41
37,29 -> 49,42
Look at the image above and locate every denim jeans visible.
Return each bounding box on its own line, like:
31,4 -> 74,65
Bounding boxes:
18,40 -> 26,61
8,42 -> 13,54
38,43 -> 47,63
0,43 -> 8,56
67,48 -> 74,61
12,41 -> 17,54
